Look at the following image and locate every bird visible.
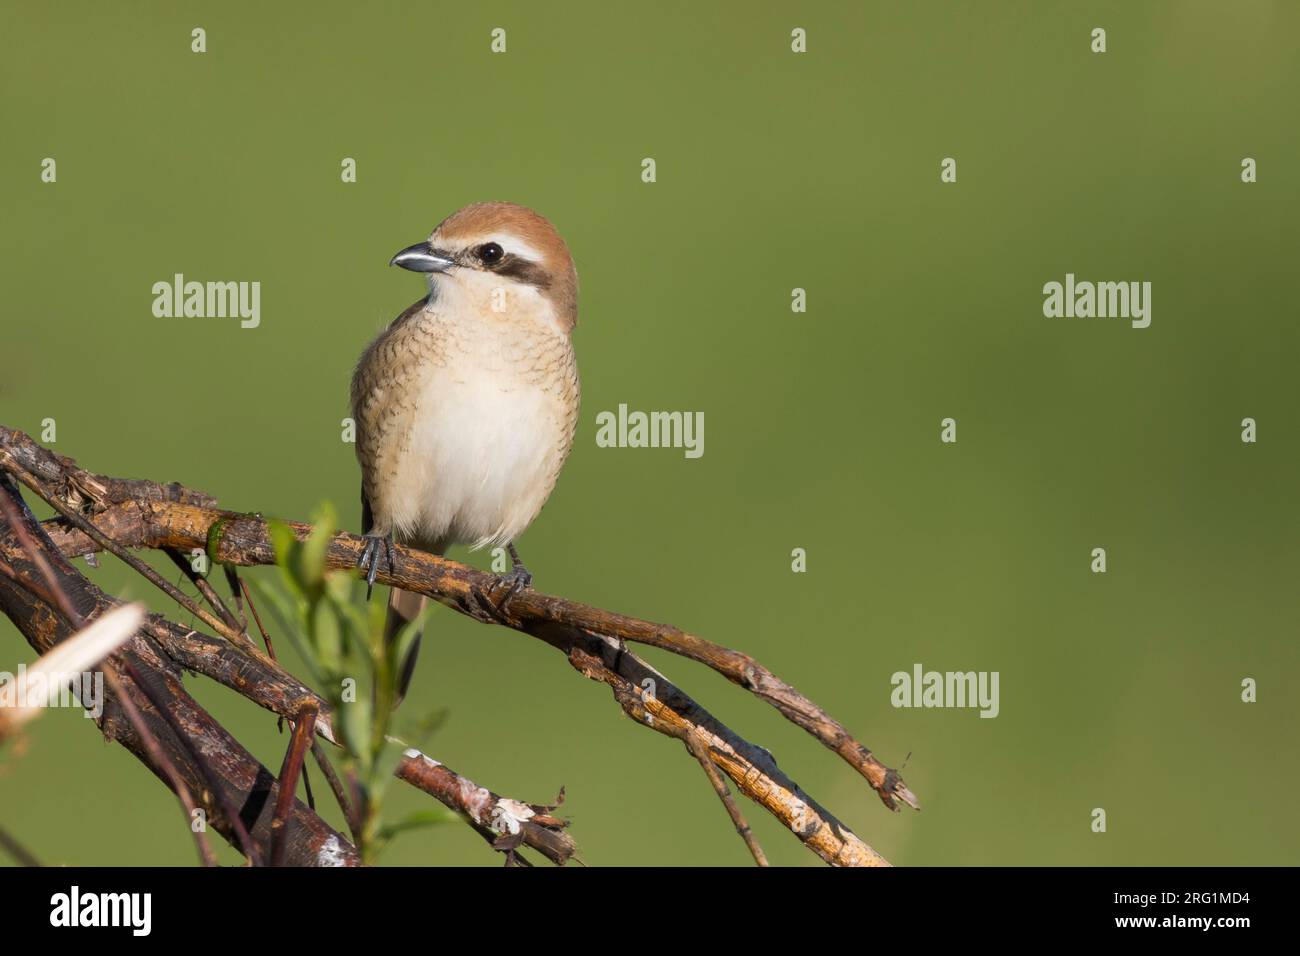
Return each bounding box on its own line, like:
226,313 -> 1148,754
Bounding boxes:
350,201 -> 581,699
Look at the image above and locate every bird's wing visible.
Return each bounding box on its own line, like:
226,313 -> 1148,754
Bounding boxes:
350,297 -> 434,537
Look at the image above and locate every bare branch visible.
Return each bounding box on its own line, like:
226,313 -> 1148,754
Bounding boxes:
103,663 -> 221,867
164,546 -> 244,635
118,656 -> 260,865
394,749 -> 575,866
1,481 -> 218,866
271,703 -> 319,866
2,423 -> 914,865
683,733 -> 768,866
0,473 -> 359,867
40,499 -> 916,816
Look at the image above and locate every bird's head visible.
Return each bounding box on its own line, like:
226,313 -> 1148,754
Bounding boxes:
390,201 -> 578,332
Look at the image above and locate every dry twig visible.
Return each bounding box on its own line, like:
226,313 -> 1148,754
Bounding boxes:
1,424 -> 915,865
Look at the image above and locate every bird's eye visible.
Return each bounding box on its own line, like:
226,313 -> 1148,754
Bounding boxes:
478,242 -> 504,265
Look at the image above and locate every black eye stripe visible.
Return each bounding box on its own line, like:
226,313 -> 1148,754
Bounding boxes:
492,255 -> 551,290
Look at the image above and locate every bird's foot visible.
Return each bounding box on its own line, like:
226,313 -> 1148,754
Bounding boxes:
492,564 -> 533,615
464,588 -> 506,625
357,532 -> 394,599
463,544 -> 534,624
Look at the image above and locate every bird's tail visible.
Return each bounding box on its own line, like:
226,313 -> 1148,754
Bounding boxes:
385,587 -> 426,706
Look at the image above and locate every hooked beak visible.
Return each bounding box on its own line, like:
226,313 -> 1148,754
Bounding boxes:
389,241 -> 455,273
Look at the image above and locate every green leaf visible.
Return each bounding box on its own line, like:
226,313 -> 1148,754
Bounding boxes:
268,519 -> 298,570
293,502 -> 336,592
328,581 -> 376,659
368,737 -> 410,797
389,602 -> 433,687
245,575 -> 325,688
338,697 -> 373,769
311,598 -> 342,673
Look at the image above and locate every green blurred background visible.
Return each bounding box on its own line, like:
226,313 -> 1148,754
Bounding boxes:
2,0 -> 1297,866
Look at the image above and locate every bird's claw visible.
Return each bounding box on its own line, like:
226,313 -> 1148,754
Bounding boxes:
357,533 -> 393,599
466,565 -> 533,623
464,586 -> 507,625
494,565 -> 532,611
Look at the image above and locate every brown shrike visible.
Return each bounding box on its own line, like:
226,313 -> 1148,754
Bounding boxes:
351,202 -> 580,696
